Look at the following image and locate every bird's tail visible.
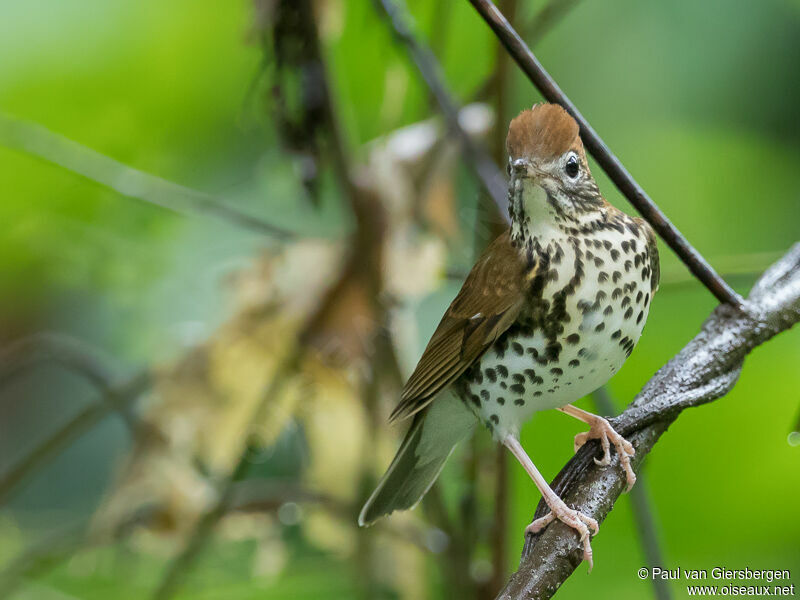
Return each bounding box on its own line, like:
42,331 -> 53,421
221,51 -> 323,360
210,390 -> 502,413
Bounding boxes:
359,393 -> 475,526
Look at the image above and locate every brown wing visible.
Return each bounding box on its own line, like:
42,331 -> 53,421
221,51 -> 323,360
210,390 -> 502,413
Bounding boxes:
389,230 -> 531,422
635,218 -> 660,293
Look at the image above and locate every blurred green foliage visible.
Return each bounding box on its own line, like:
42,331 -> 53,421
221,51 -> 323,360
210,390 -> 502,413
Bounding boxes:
0,0 -> 798,598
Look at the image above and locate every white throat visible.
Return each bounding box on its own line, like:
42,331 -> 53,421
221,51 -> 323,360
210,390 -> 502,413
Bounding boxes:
510,179 -> 564,246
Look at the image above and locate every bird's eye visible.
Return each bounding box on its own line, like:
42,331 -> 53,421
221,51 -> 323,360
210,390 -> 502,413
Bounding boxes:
564,154 -> 580,179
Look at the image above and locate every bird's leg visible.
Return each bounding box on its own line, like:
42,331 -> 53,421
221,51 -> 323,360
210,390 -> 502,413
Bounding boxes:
502,435 -> 599,571
557,404 -> 637,491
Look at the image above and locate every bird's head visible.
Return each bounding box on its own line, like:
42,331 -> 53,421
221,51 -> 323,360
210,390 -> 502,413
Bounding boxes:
506,103 -> 605,242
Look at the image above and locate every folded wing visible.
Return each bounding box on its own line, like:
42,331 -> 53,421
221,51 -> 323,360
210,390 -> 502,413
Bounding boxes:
390,230 -> 530,422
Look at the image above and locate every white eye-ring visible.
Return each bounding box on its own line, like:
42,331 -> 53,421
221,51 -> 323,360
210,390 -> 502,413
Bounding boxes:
564,152 -> 580,179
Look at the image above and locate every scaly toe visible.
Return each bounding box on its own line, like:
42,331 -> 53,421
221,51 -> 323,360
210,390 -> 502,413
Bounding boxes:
578,418 -> 638,492
528,506 -> 599,569
574,432 -> 589,452
621,455 -> 637,492
583,536 -> 594,572
593,453 -> 611,467
564,509 -> 597,570
577,512 -> 599,535
525,512 -> 555,536
609,433 -> 637,491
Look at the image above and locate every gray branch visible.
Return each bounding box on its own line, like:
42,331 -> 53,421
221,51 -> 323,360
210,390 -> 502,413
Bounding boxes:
0,331 -> 119,389
0,113 -> 298,240
373,0 -> 509,218
499,242 -> 800,600
0,333 -> 152,504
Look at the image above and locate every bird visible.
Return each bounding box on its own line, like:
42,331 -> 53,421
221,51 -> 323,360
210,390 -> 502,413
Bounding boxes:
358,103 -> 659,569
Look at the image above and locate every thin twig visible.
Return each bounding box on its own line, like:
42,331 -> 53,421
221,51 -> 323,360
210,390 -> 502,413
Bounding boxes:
152,4 -> 372,593
498,243 -> 800,599
0,370 -> 151,505
629,472 -> 671,600
150,290 -> 407,600
592,387 -> 671,600
0,113 -> 299,240
0,332 -> 118,389
466,0 -> 744,309
373,0 -> 509,221
0,333 -> 153,504
150,347 -> 302,600
288,0 -> 359,207
0,332 -> 142,431
471,0 -> 584,102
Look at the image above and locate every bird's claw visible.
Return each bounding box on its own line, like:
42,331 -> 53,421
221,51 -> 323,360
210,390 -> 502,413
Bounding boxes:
525,505 -> 599,571
574,417 -> 636,491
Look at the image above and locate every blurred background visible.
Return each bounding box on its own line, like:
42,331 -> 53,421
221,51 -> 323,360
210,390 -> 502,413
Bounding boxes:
0,0 -> 798,598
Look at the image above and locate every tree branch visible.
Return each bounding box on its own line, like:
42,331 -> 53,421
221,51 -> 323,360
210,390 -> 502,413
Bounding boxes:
591,387 -> 671,600
373,0 -> 509,221
498,243 -> 800,599
628,468 -> 671,600
0,333 -> 153,504
471,0 -> 584,103
151,346 -> 302,600
0,369 -> 151,505
0,113 -> 300,240
0,332 -> 119,389
466,0 -> 744,309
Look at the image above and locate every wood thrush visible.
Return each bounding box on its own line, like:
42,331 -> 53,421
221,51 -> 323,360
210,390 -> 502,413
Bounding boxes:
359,103 -> 660,569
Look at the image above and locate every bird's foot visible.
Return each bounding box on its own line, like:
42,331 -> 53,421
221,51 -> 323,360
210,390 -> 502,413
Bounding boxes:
525,498 -> 599,571
574,416 -> 636,491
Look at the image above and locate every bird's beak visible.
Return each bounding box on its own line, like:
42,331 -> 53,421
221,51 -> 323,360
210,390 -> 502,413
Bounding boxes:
511,158 -> 537,180
511,158 -> 528,175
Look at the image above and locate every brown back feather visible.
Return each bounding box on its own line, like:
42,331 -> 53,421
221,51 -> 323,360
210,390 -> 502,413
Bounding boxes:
390,231 -> 531,422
